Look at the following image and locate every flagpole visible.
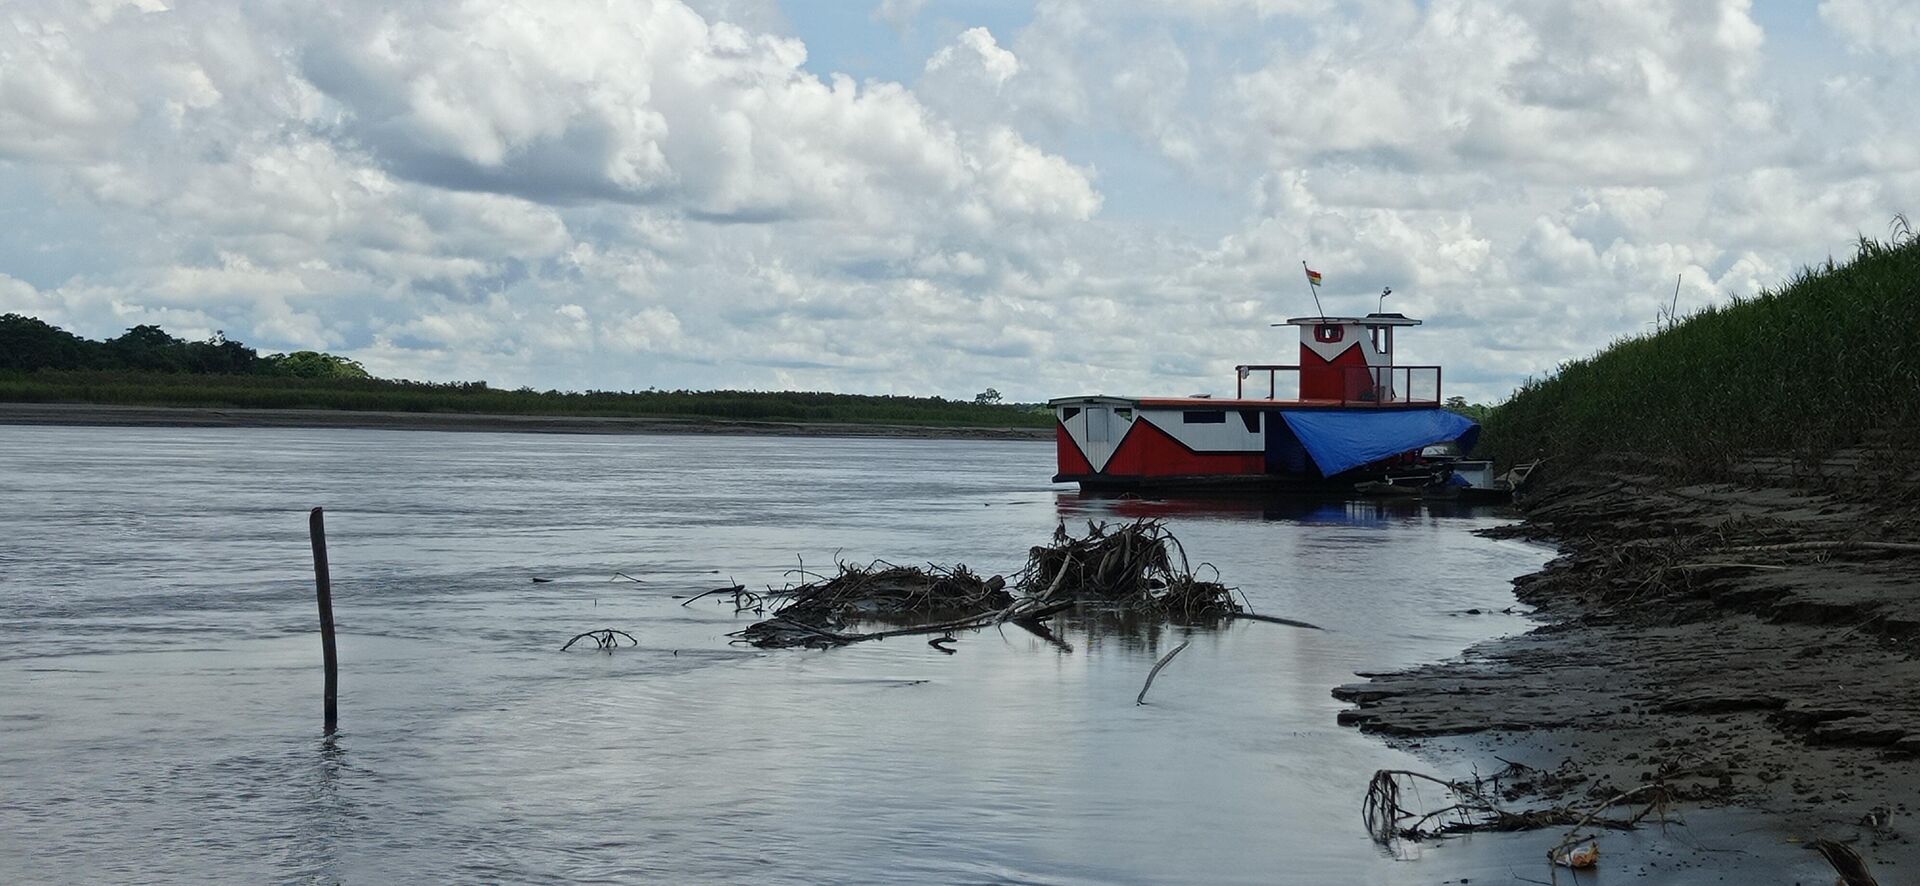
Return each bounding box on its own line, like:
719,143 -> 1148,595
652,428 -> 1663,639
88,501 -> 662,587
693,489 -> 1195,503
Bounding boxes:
1302,261 -> 1325,319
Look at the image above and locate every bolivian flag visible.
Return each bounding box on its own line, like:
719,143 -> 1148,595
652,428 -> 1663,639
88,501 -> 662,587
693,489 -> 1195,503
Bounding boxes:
1305,266 -> 1324,287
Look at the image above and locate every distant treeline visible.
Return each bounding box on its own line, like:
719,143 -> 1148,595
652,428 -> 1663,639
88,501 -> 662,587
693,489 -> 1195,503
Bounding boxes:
0,314 -> 1051,428
1,314 -> 369,379
1479,228 -> 1920,472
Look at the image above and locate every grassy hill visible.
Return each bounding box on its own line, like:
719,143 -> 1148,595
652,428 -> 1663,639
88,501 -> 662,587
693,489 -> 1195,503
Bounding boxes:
1479,229 -> 1920,473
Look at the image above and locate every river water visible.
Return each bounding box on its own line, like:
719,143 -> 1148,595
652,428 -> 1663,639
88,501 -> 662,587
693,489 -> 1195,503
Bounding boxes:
1,426 -> 1561,883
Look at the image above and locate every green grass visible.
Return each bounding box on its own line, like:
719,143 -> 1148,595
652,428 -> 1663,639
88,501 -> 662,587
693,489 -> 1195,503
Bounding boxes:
0,371 -> 1055,429
1479,232 -> 1920,473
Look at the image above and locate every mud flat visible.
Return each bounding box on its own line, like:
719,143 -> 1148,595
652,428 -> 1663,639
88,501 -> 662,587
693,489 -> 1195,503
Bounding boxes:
0,402 -> 1051,440
1334,434 -> 1920,877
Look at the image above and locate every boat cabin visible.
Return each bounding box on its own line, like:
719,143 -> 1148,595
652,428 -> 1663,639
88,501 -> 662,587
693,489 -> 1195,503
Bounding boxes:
1237,313 -> 1437,404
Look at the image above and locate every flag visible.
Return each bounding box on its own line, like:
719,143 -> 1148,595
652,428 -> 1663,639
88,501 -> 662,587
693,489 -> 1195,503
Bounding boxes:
1305,266 -> 1323,287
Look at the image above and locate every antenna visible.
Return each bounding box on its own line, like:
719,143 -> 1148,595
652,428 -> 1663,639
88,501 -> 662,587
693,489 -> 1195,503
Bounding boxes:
1377,286 -> 1392,314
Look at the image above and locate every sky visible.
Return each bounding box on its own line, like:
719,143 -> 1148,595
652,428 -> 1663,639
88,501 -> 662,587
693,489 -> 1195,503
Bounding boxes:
2,0 -> 1916,404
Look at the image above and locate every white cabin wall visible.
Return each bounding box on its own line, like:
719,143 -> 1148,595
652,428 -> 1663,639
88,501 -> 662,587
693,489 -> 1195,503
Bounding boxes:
1298,324 -> 1391,367
1056,402 -> 1137,472
1141,408 -> 1264,452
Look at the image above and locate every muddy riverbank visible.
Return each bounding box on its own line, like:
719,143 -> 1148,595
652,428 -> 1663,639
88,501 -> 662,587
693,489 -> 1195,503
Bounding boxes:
1334,436 -> 1920,877
0,402 -> 1051,440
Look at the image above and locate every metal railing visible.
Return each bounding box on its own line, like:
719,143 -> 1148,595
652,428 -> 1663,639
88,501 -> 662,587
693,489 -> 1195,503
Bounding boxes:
1234,364 -> 1443,405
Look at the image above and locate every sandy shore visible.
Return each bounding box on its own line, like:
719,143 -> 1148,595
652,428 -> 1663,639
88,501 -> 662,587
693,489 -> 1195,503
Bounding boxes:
1334,437 -> 1920,879
0,402 -> 1052,440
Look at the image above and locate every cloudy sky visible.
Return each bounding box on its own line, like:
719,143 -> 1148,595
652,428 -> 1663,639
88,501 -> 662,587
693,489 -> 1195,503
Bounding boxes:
2,0 -> 1915,402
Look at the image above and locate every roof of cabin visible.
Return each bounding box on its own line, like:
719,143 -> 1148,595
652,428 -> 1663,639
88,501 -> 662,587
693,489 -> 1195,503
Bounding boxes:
1279,313 -> 1422,327
1047,395 -> 1437,409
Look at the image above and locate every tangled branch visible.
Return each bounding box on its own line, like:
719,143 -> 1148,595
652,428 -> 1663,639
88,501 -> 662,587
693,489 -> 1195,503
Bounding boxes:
560,628 -> 638,652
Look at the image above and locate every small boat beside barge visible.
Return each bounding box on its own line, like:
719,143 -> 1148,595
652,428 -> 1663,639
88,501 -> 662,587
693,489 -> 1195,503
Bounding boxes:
1050,312 -> 1505,497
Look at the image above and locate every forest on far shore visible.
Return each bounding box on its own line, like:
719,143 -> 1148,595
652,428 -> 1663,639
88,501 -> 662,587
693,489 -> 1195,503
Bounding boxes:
0,314 -> 1052,428
2,313 -> 370,378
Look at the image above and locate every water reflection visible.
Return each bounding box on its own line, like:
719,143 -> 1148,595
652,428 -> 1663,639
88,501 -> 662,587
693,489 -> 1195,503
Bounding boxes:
1054,489 -> 1516,525
1051,607 -> 1196,656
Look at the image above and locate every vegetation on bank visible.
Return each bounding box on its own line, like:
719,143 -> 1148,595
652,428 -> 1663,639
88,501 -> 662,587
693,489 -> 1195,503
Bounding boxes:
0,315 -> 1051,428
1,315 -> 370,379
1479,227 -> 1920,472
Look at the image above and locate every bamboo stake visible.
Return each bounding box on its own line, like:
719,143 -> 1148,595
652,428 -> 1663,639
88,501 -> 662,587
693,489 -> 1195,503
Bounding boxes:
310,507 -> 338,735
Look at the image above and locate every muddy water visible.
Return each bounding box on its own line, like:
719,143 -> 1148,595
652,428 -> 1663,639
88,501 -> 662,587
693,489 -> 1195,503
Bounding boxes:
1,426 -> 1559,883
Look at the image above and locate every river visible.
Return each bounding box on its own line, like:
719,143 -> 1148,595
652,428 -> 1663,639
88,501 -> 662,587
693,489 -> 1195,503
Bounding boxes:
1,425 -> 1561,883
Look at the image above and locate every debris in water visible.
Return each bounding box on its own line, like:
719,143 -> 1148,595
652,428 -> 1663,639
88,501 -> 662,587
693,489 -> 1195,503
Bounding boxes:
1018,520 -> 1242,620
1362,766 -> 1672,846
1135,639 -> 1191,705
680,583 -> 758,613
764,563 -> 1012,626
734,564 -> 1044,650
1809,838 -> 1881,886
561,628 -> 638,652
1551,840 -> 1598,869
1230,612 -> 1325,630
732,520 -> 1265,650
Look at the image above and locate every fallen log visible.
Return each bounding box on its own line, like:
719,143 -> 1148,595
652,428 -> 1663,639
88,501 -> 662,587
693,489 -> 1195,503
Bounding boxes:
1720,540 -> 1920,555
1230,612 -> 1326,631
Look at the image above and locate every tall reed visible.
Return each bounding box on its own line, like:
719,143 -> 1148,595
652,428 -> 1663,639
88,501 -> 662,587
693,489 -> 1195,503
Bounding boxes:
1479,234 -> 1920,474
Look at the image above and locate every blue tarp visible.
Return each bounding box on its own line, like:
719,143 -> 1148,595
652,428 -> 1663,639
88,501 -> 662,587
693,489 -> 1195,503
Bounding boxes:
1279,409 -> 1481,477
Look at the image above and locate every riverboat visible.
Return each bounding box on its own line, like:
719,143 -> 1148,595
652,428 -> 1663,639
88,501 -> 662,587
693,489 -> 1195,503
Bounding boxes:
1050,311 -> 1496,495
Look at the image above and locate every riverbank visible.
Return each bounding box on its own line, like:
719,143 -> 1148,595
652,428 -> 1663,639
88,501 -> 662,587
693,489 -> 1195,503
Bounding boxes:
1334,435 -> 1920,878
0,402 -> 1052,440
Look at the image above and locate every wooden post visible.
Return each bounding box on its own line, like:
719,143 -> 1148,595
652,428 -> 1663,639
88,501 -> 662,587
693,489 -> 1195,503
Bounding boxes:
310,507 -> 338,734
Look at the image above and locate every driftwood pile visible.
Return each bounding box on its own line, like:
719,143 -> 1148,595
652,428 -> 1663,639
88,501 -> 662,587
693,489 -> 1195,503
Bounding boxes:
1363,765 -> 1670,844
758,563 -> 1013,627
1018,520 -> 1242,620
735,520 -> 1254,650
1362,764 -> 1704,881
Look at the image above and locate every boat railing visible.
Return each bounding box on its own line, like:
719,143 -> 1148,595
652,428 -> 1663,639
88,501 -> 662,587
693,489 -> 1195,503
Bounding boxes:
1234,364 -> 1443,405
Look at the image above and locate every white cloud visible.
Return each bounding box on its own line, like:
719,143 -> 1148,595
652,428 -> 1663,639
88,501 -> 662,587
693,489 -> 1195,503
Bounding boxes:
0,0 -> 1912,406
1229,0 -> 1770,182
927,27 -> 1020,85
874,0 -> 927,33
1820,0 -> 1920,56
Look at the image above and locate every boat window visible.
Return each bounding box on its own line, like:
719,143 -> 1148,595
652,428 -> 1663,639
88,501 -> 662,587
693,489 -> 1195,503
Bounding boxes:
1115,408 -> 1133,421
1239,410 -> 1261,433
1182,410 -> 1227,424
1061,407 -> 1081,420
1315,324 -> 1344,343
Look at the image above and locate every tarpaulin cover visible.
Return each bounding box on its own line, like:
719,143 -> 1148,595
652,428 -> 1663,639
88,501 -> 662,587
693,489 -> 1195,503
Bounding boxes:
1279,409 -> 1481,476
